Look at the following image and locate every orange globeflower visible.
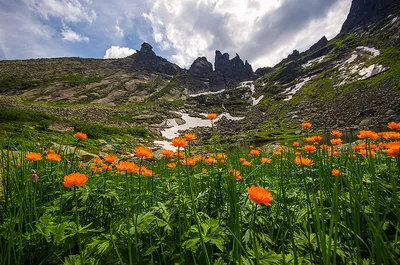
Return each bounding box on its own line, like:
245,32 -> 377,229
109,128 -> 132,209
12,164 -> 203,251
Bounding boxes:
93,157 -> 102,164
330,138 -> 342,146
249,149 -> 260,156
135,146 -> 152,158
116,161 -> 137,172
260,157 -> 272,164
320,144 -> 329,150
239,157 -> 246,163
175,151 -> 185,158
217,153 -> 227,160
171,137 -> 188,148
301,122 -> 312,129
139,167 -> 155,177
25,152 -> 42,161
229,169 -> 242,180
381,131 -> 400,140
207,113 -> 218,120
294,156 -> 313,167
357,130 -> 378,139
184,133 -> 197,141
388,121 -> 400,131
303,145 -> 316,153
247,185 -> 273,206
63,172 -> 88,188
181,158 -> 197,166
46,153 -> 61,162
306,136 -> 322,143
162,149 -> 174,157
331,130 -> 343,138
293,142 -> 300,147
332,169 -> 344,177
242,160 -> 252,167
166,163 -> 177,169
74,132 -> 87,140
273,151 -> 282,156
205,157 -> 218,164
104,155 -> 117,163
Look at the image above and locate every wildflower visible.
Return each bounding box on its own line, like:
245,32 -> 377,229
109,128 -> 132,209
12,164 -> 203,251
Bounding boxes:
46,153 -> 61,162
167,163 -> 177,169
306,136 -> 322,143
249,145 -> 254,149
79,162 -> 85,168
273,151 -> 282,156
116,161 -> 137,172
175,151 -> 185,158
139,167 -> 154,177
229,169 -> 242,181
242,160 -> 252,167
93,157 -> 102,164
74,132 -> 87,140
388,121 -> 400,131
301,122 -> 312,129
205,157 -> 218,164
330,138 -> 342,145
381,131 -> 400,140
217,153 -> 227,160
294,156 -> 313,167
207,113 -> 218,120
260,157 -> 272,164
184,133 -> 197,141
357,130 -> 378,139
239,157 -> 246,163
295,152 -> 301,156
31,173 -> 38,182
63,172 -> 88,188
135,146 -> 152,158
104,155 -> 117,163
303,145 -> 316,153
162,149 -> 174,157
383,148 -> 399,157
358,149 -> 376,157
249,149 -> 260,156
332,169 -> 344,177
181,158 -> 197,166
331,130 -> 343,138
25,152 -> 42,161
293,142 -> 300,147
320,144 -> 329,150
247,185 -> 273,206
171,137 -> 188,148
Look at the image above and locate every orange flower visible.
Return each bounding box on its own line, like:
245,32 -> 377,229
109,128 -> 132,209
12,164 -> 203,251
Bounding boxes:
171,137 -> 188,148
292,142 -> 300,147
166,163 -> 177,169
139,167 -> 154,177
162,149 -> 174,157
239,157 -> 246,163
249,145 -> 254,149
116,161 -> 137,172
388,121 -> 400,131
249,149 -> 260,156
301,122 -> 312,129
247,185 -> 273,206
46,153 -> 61,162
93,157 -> 102,164
205,157 -> 218,164
320,144 -> 329,150
306,136 -> 322,143
242,160 -> 252,167
25,152 -> 42,161
294,156 -> 313,167
175,151 -> 185,158
135,146 -> 152,158
74,132 -> 87,140
332,169 -> 344,177
217,153 -> 227,160
330,138 -> 342,145
331,130 -> 343,138
273,151 -> 282,156
229,169 -> 241,181
358,149 -> 375,157
207,113 -> 218,120
181,158 -> 197,166
184,133 -> 197,141
381,131 -> 400,140
295,152 -> 301,156
303,145 -> 316,153
63,172 -> 88,188
104,155 -> 117,163
357,130 -> 378,139
260,157 -> 272,164
383,148 -> 399,157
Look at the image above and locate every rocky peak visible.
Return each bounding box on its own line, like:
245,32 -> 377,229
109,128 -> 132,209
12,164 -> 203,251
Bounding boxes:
136,42 -> 157,61
215,50 -> 230,72
308,36 -> 329,52
341,0 -> 400,33
189,57 -> 213,78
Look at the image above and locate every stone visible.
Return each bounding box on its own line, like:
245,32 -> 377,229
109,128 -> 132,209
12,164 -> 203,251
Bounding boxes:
48,121 -> 74,133
189,57 -> 213,78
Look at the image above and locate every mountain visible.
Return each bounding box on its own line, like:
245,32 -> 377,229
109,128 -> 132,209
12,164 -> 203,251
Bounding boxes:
1,0 -> 400,144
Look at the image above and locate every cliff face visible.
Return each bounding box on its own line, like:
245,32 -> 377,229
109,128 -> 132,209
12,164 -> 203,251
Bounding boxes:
340,0 -> 400,33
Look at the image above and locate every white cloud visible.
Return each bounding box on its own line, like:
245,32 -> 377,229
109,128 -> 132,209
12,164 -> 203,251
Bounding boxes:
115,19 -> 124,37
24,0 -> 96,23
61,27 -> 89,42
104,46 -> 136,59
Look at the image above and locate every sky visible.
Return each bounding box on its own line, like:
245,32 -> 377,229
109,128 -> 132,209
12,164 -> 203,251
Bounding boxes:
0,0 -> 352,70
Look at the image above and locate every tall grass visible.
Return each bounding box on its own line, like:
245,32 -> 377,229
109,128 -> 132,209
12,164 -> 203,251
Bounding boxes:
0,124 -> 399,264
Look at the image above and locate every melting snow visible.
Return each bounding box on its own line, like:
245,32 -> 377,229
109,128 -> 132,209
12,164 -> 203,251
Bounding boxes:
281,77 -> 312,101
301,55 -> 326,68
189,89 -> 226,97
356,46 -> 380,57
359,64 -> 389,79
253,96 -> 264,105
238,81 -> 264,106
391,16 -> 399,24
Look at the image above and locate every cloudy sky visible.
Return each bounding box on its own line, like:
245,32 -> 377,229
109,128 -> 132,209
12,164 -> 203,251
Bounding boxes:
0,0 -> 352,69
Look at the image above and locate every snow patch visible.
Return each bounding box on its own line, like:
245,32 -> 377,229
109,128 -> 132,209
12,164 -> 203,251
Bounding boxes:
281,77 -> 312,101
391,16 -> 399,24
301,55 -> 326,68
356,46 -> 380,57
189,89 -> 226,97
237,81 -> 264,106
359,64 -> 389,79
